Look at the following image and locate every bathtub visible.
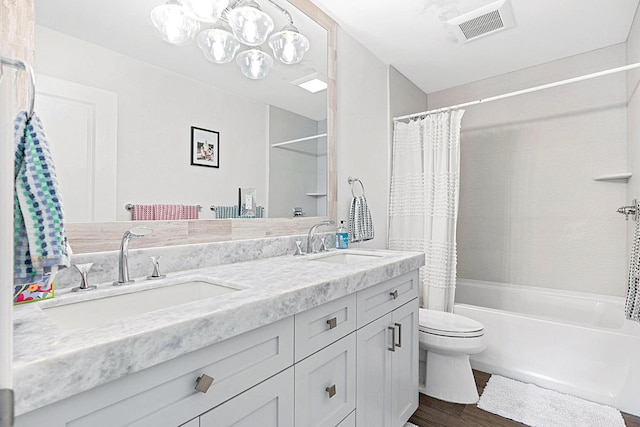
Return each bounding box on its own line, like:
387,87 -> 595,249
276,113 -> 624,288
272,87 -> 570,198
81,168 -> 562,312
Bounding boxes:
454,278 -> 640,416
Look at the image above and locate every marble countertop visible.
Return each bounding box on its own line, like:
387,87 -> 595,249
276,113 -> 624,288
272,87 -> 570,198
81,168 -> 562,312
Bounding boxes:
13,247 -> 424,416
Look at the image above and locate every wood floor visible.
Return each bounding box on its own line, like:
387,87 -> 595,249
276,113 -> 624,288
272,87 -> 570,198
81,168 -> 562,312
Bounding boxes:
408,370 -> 640,427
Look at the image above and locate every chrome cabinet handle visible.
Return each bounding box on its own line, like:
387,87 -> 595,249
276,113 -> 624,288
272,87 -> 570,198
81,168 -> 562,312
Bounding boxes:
395,322 -> 402,348
326,384 -> 337,398
326,317 -> 337,329
389,290 -> 398,300
195,374 -> 214,393
388,326 -> 396,352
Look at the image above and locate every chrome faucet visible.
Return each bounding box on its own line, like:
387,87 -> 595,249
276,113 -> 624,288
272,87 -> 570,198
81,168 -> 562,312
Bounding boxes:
306,220 -> 335,254
113,227 -> 152,285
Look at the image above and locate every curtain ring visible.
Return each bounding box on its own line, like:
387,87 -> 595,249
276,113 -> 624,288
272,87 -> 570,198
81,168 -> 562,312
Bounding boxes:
348,176 -> 365,197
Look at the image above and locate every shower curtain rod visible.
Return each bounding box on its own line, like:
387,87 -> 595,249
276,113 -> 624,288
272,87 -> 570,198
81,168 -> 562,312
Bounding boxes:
393,62 -> 640,122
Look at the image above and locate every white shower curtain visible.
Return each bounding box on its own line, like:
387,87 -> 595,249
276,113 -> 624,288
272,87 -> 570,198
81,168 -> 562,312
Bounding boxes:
388,110 -> 464,312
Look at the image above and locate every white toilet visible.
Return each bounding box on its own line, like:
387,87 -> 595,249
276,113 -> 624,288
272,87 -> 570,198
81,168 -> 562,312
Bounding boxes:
418,308 -> 486,404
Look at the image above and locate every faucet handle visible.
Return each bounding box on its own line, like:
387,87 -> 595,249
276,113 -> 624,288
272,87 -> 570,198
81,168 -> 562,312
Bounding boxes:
147,256 -> 166,280
319,237 -> 328,252
72,263 -> 97,292
294,240 -> 305,256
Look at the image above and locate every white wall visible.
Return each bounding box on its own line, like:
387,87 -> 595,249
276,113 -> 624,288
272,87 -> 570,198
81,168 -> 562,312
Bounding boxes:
628,5 -> 640,239
35,25 -> 268,221
336,29 -> 390,248
430,45 -> 629,296
388,66 -> 428,125
268,106 -> 323,218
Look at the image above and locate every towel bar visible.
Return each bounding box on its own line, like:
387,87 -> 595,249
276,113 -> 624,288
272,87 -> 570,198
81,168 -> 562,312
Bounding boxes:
125,203 -> 202,211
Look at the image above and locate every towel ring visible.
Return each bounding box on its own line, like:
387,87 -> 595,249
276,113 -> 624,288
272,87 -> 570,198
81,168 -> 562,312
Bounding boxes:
0,57 -> 35,118
348,176 -> 365,197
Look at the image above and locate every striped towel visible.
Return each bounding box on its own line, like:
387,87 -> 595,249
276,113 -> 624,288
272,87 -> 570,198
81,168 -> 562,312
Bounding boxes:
131,204 -> 199,220
215,205 -> 239,219
626,210 -> 640,322
349,195 -> 374,242
14,111 -> 71,282
215,205 -> 264,219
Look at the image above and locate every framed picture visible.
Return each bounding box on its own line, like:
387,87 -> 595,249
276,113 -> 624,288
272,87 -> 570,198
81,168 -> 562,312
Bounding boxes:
191,126 -> 219,168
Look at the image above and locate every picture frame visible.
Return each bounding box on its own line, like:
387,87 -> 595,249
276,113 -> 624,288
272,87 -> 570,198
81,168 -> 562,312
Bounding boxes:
190,126 -> 219,168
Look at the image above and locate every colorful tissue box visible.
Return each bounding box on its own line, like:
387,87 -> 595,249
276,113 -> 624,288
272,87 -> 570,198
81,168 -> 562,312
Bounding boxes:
14,274 -> 55,305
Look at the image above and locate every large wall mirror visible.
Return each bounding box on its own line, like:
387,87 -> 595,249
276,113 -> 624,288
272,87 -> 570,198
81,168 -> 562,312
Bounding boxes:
32,0 -> 337,252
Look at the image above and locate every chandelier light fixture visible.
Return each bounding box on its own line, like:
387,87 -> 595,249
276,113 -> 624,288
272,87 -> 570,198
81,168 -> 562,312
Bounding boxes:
150,0 -> 310,79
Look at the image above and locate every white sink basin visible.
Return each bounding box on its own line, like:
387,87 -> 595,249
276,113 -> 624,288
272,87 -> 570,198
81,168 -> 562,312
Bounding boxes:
43,280 -> 239,330
310,253 -> 383,264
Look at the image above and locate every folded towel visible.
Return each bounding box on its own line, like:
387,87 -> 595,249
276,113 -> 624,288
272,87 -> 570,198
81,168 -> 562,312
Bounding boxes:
14,111 -> 71,282
215,205 -> 237,219
349,195 -> 374,242
131,204 -> 199,220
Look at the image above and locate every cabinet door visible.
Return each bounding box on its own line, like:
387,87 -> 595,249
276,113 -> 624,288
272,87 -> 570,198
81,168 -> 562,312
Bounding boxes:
391,299 -> 419,427
295,333 -> 356,427
356,313 -> 393,427
199,367 -> 294,427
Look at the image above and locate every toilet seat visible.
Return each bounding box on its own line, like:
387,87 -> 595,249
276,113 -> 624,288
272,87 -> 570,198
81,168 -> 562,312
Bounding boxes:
419,309 -> 484,338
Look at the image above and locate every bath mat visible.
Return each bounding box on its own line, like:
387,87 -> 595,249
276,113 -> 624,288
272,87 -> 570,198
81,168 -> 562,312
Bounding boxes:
478,375 -> 625,427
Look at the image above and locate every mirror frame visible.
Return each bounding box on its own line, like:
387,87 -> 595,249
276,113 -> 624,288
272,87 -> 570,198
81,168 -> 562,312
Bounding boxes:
64,0 -> 337,254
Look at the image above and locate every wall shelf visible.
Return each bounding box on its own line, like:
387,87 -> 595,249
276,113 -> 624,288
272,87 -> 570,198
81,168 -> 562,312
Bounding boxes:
271,133 -> 328,148
306,193 -> 327,197
593,172 -> 632,182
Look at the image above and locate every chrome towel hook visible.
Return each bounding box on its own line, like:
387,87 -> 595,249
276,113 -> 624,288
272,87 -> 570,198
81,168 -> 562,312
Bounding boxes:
348,176 -> 365,197
618,199 -> 638,221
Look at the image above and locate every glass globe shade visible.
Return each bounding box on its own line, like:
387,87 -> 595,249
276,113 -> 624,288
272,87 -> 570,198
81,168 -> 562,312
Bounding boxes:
268,25 -> 310,65
197,28 -> 240,63
227,1 -> 274,46
236,49 -> 274,79
180,0 -> 229,23
150,2 -> 200,45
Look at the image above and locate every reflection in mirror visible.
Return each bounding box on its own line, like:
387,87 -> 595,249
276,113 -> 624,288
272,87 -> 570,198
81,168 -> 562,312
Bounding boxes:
33,0 -> 328,222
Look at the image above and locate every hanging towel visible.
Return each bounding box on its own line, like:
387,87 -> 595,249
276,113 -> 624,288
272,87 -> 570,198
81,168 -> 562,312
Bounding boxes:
626,212 -> 640,322
131,204 -> 199,220
349,195 -> 374,242
14,111 -> 71,283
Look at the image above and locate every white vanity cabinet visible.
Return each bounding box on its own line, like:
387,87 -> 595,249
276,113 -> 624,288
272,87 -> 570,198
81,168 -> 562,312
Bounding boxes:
15,269 -> 420,427
15,316 -> 295,427
355,272 -> 419,427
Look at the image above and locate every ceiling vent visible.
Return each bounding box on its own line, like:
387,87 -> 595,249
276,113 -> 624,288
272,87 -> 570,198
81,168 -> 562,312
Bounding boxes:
447,0 -> 514,43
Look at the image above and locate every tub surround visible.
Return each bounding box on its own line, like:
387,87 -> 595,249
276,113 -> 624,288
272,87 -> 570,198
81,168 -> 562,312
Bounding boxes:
12,237 -> 424,416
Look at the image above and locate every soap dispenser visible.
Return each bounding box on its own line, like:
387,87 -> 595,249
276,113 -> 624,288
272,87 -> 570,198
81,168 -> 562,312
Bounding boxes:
336,220 -> 349,249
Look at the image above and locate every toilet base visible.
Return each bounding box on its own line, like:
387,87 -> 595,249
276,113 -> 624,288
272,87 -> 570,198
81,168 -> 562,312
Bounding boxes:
420,350 -> 479,404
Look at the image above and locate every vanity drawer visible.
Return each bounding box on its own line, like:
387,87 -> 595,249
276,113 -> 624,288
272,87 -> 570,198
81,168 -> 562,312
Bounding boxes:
337,411 -> 356,427
295,293 -> 356,361
294,333 -> 356,427
199,367 -> 294,427
16,317 -> 294,427
356,271 -> 419,328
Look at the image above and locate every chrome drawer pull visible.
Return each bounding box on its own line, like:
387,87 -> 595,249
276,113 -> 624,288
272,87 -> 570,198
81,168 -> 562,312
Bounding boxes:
395,322 -> 402,348
389,290 -> 398,300
388,326 -> 396,352
195,374 -> 214,393
326,384 -> 337,398
326,317 -> 338,329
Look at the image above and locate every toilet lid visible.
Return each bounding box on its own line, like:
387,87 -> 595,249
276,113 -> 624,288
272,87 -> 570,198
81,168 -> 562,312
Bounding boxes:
419,309 -> 484,337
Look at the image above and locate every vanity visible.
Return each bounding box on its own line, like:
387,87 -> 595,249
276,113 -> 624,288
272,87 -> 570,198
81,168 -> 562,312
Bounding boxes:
12,242 -> 424,427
